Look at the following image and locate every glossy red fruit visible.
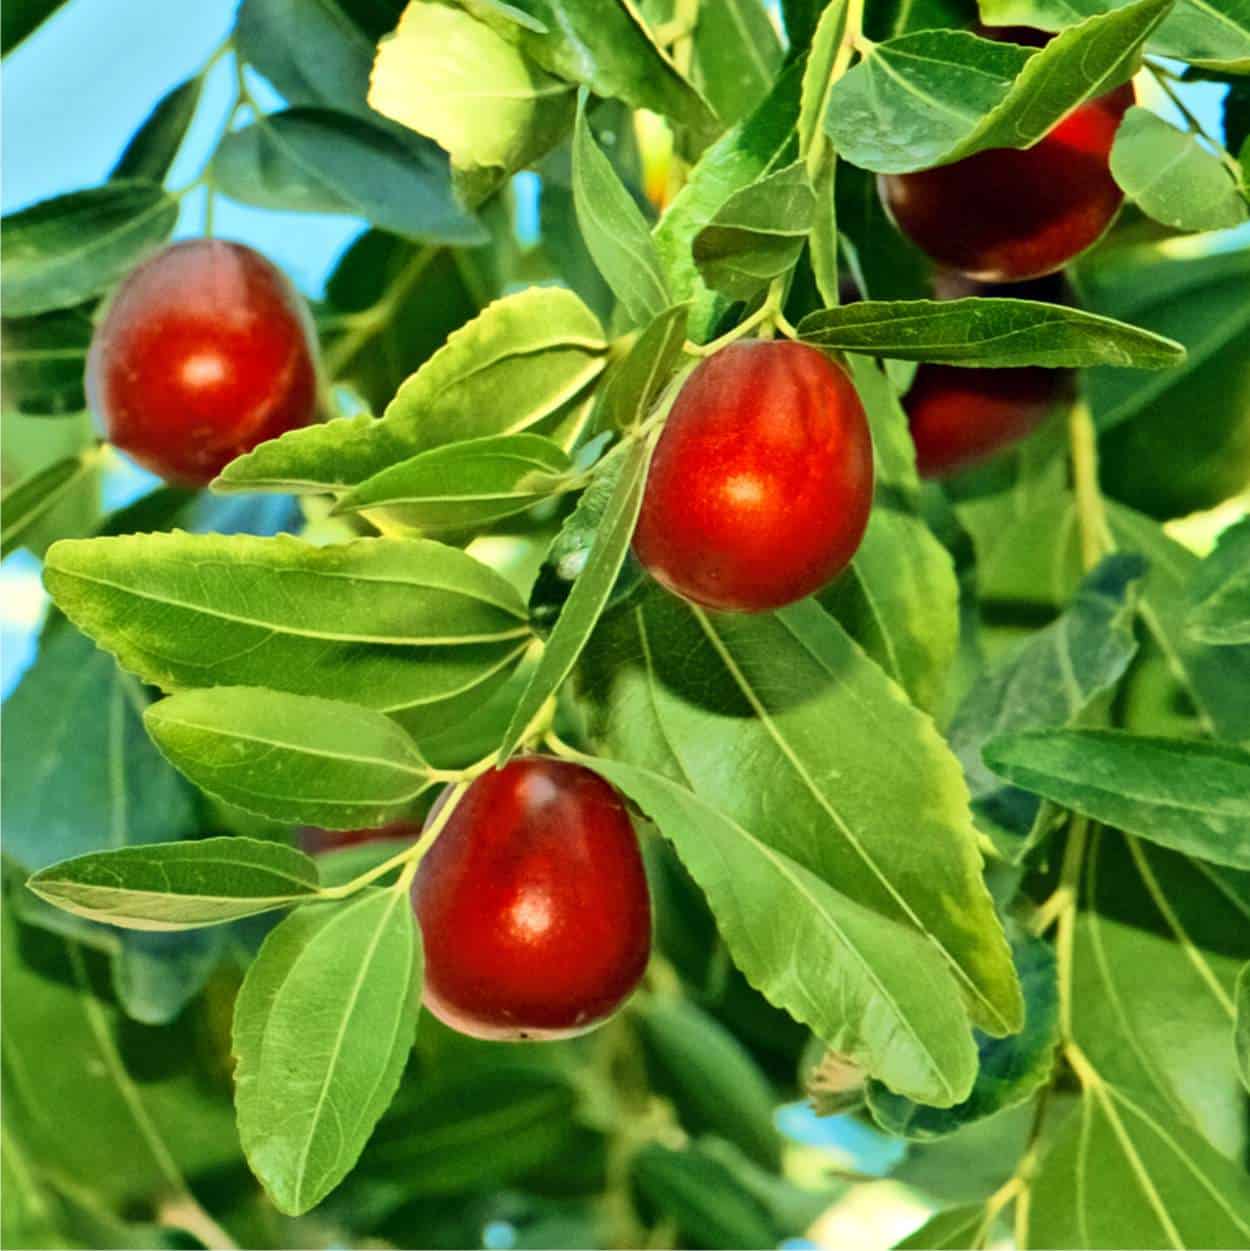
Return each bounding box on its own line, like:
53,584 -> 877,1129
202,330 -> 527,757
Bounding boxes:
879,47 -> 1134,283
633,340 -> 874,613
904,364 -> 1070,477
412,757 -> 651,1041
87,239 -> 318,485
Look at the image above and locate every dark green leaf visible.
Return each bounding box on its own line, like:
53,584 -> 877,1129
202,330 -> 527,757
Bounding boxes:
498,433 -> 653,761
1188,515 -> 1250,645
219,285 -> 605,494
826,0 -> 1170,174
1110,106 -> 1248,231
1237,964 -> 1250,1094
28,837 -> 323,931
797,298 -> 1186,369
1,623 -> 199,874
233,889 -> 421,1214
573,96 -> 670,326
631,1142 -> 778,1251
145,687 -> 434,829
44,532 -> 532,729
213,108 -> 487,245
868,928 -> 1059,1139
2,450 -> 99,558
690,0 -> 783,126
1,182 -> 178,316
985,730 -> 1250,869
111,927 -> 224,1027
370,1 -> 574,206
634,995 -> 781,1168
335,433 -> 572,533
980,0 -> 1250,73
0,301 -> 94,416
597,303 -> 690,432
949,554 -> 1143,840
2,0 -> 70,54
1111,503 -> 1250,743
111,76 -> 203,183
693,161 -> 814,301
237,0 -> 377,118
836,163 -> 931,301
655,58 -> 803,339
460,0 -> 718,150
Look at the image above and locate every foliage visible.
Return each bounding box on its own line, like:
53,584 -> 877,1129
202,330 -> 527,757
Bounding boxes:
3,0 -> 1249,1248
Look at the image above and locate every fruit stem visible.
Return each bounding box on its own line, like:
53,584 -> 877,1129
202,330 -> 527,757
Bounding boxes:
1067,398 -> 1111,571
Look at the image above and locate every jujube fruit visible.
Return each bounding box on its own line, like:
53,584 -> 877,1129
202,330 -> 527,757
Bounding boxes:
878,25 -> 1134,283
299,821 -> 420,857
411,757 -> 651,1041
86,239 -> 318,485
632,340 -> 874,613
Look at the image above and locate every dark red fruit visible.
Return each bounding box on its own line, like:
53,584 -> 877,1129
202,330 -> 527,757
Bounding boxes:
87,239 -> 318,485
632,340 -> 874,613
412,757 -> 651,1041
904,364 -> 1070,477
299,821 -> 420,857
879,26 -> 1135,283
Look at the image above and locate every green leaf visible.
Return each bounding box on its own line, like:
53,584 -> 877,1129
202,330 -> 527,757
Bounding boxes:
597,303 -> 690,431
985,730 -> 1250,869
2,450 -> 99,559
1188,516 -> 1250,645
573,96 -> 670,327
826,0 -> 1170,174
1084,247 -> 1250,447
43,532 -> 532,729
689,0 -> 783,126
145,687 -> 434,828
335,433 -> 572,533
213,108 -> 487,245
2,623 -> 199,874
634,995 -> 781,1169
1110,503 -> 1250,744
370,1 -> 574,206
980,0 -> 1250,74
110,75 -> 203,183
459,0 -> 718,151
895,1204 -> 993,1250
233,889 -> 421,1214
654,58 -> 803,339
0,301 -> 94,416
630,1143 -> 780,1251
949,555 -> 1143,840
2,0 -> 71,54
867,928 -> 1059,1139
836,163 -> 931,301
2,868 -> 243,1209
1027,1080 -> 1250,1248
1071,829 -> 1250,1159
218,286 -> 606,494
110,928 -> 224,1027
1237,964 -> 1250,1094
797,298 -> 1186,369
237,0 -> 378,118
692,161 -> 814,301
28,837 -> 323,931
1110,106 -> 1248,232
498,433 -> 653,761
1,182 -> 178,317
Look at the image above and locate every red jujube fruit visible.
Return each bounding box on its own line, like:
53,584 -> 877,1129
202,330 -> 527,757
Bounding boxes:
632,340 -> 874,613
878,25 -> 1135,283
411,757 -> 652,1041
86,239 -> 318,485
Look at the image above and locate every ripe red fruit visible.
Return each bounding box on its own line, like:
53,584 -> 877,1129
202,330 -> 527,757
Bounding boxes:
632,340 -> 874,613
412,757 -> 651,1041
904,364 -> 1070,477
878,31 -> 1134,283
86,239 -> 318,485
